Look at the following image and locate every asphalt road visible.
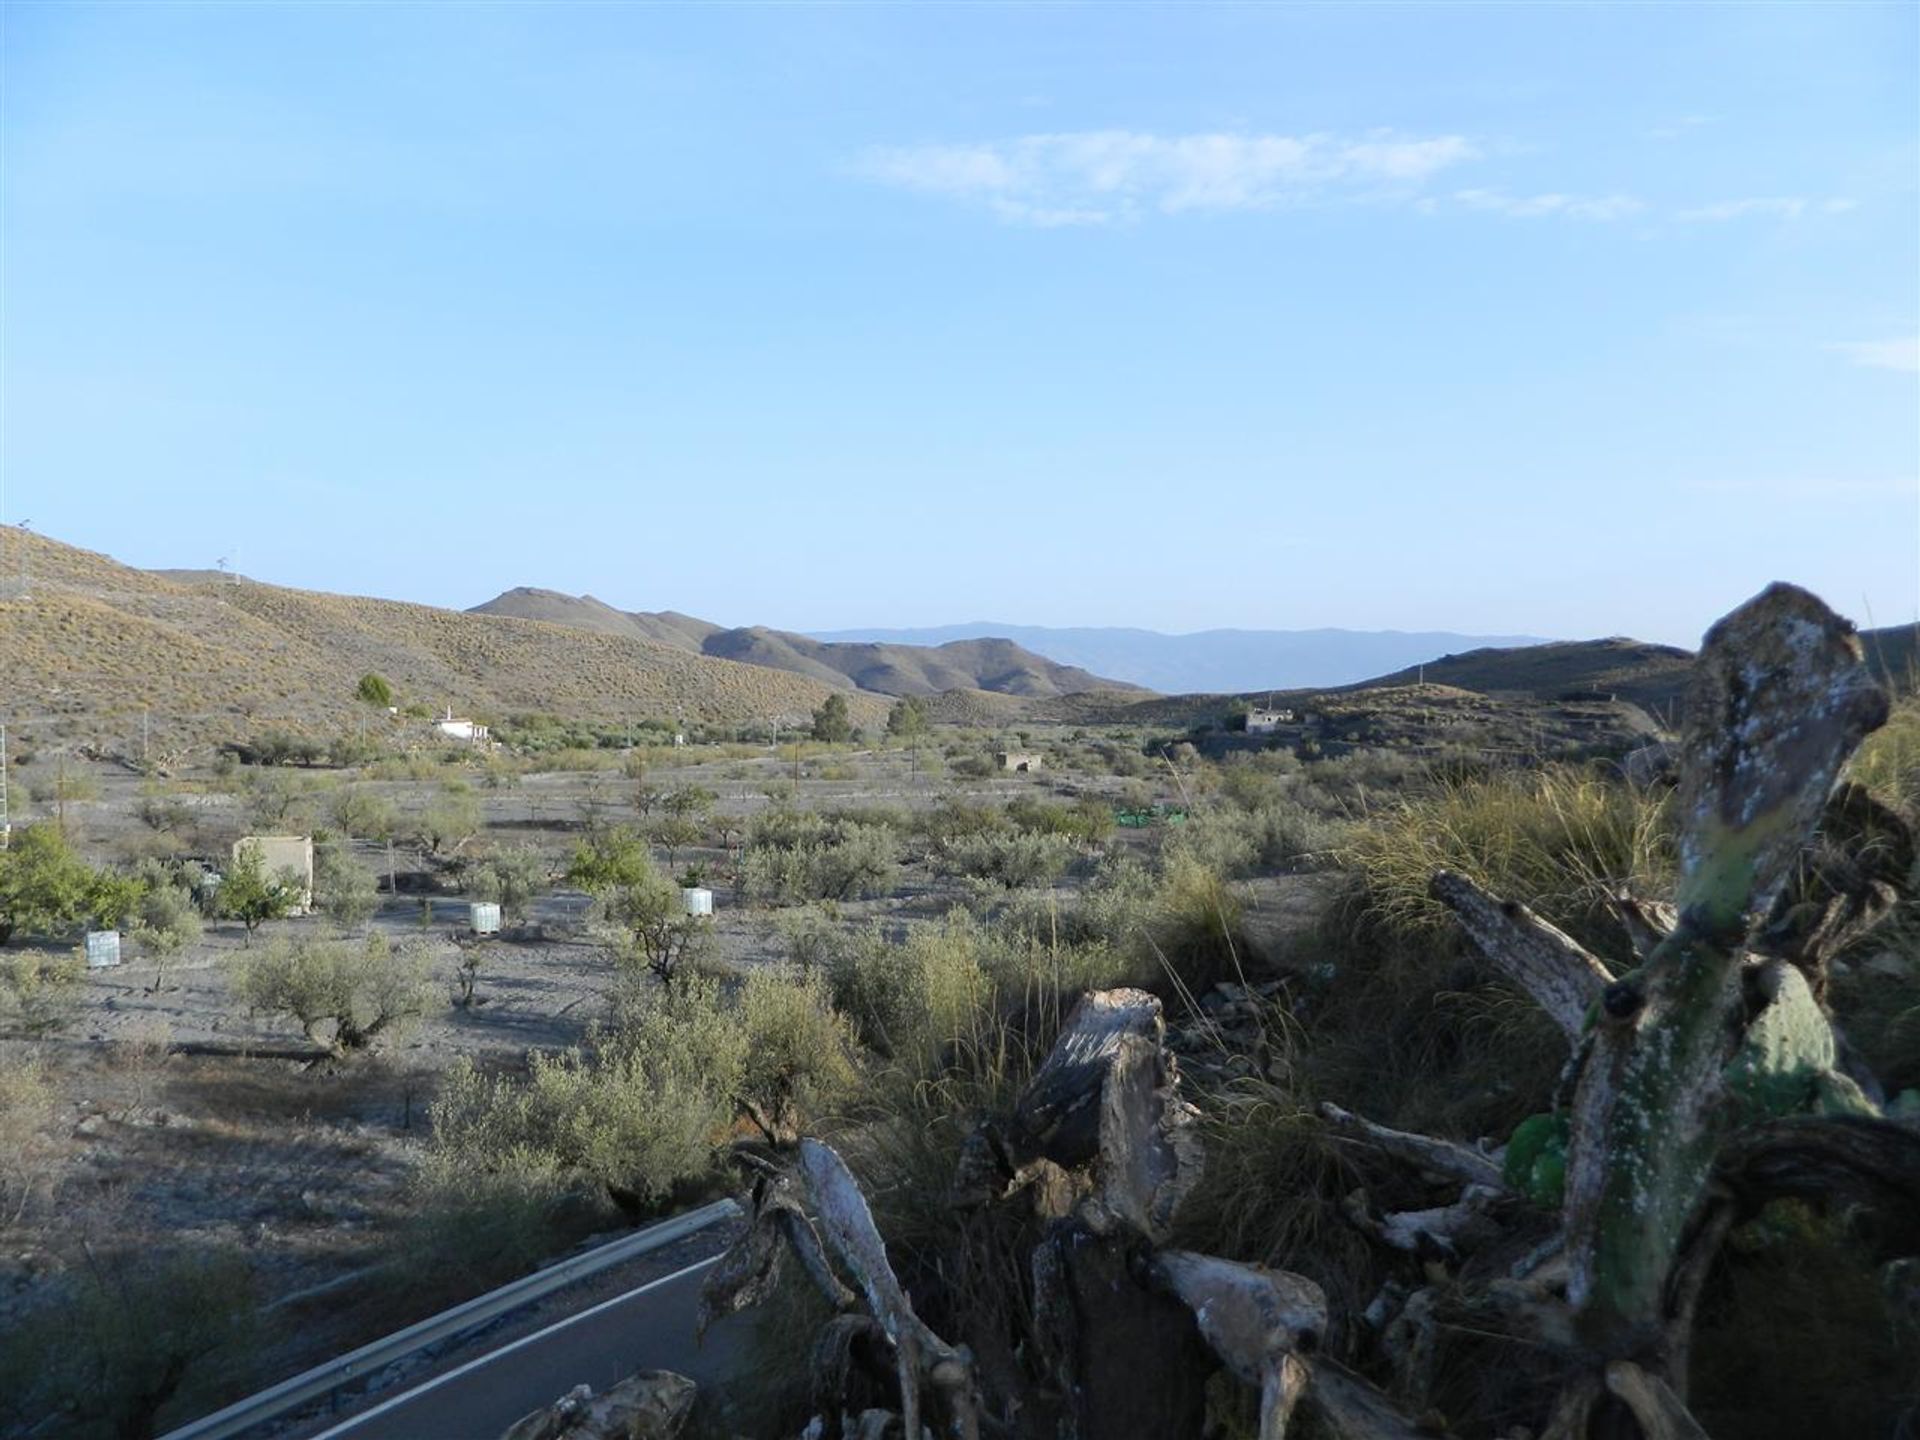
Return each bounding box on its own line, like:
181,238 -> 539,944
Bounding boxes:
308,1256 -> 745,1440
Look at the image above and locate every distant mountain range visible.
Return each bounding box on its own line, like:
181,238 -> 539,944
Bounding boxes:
806,623 -> 1554,694
469,590 -> 1143,699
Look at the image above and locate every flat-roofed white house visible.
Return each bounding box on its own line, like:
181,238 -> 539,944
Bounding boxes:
434,708 -> 490,745
1246,707 -> 1297,735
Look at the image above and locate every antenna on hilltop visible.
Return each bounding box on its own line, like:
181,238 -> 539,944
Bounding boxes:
11,521 -> 31,601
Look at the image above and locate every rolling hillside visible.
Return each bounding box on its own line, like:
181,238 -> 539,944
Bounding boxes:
0,532 -> 888,757
470,590 -> 1141,699
808,621 -> 1551,692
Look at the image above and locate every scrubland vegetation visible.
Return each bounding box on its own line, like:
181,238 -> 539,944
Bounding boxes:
0,634 -> 1915,1440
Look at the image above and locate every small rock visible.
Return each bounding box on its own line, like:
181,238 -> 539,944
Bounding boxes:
500,1370 -> 697,1440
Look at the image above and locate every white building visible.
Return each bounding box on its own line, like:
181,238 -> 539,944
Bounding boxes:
435,707 -> 490,745
1246,707 -> 1297,735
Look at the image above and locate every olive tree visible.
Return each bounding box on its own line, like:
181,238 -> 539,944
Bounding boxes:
236,932 -> 431,1056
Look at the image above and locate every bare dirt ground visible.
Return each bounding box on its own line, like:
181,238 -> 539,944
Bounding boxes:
2,737 -> 1183,1430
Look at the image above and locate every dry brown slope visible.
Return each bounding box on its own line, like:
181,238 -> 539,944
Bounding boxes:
472,587 -> 1145,698
0,532 -> 885,753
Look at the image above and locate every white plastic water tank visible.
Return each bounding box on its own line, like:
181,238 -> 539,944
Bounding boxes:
682,887 -> 714,918
85,931 -> 122,969
470,902 -> 502,936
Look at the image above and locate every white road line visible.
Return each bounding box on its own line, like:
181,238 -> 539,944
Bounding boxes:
307,1254 -> 723,1440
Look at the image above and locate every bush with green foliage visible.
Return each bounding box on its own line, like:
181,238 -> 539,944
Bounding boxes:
939,829 -> 1076,890
466,844 -> 549,922
569,829 -> 709,980
134,787 -> 193,834
824,914 -> 990,1062
331,786 -> 397,840
0,1053 -> 56,1223
886,695 -> 929,742
216,842 -> 301,941
130,861 -> 203,983
414,790 -> 482,855
810,693 -> 853,744
0,951 -> 84,1036
431,975 -> 744,1216
741,817 -> 898,903
0,825 -> 137,945
0,1249 -> 256,1440
355,672 -> 394,708
312,838 -> 378,928
236,932 -> 431,1054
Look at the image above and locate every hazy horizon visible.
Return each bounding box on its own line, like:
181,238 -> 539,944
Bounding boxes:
4,4 -> 1915,647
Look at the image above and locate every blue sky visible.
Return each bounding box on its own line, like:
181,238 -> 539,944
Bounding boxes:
3,2 -> 1915,646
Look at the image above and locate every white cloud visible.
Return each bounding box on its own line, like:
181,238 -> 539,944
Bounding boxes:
1450,187 -> 1644,221
856,129 -> 1478,224
1827,337 -> 1920,374
1678,197 -> 1855,222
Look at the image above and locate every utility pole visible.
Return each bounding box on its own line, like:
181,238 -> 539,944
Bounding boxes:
0,724 -> 10,849
142,707 -> 151,769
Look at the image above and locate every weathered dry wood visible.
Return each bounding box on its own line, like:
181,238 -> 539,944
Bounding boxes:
1003,987 -> 1164,1165
1318,1101 -> 1507,1191
1342,1185 -> 1504,1259
1031,1223 -> 1213,1440
797,1138 -> 981,1440
1609,892 -> 1677,966
1380,1287 -> 1438,1413
956,987 -> 1201,1245
699,1169 -> 856,1340
1082,1030 -> 1203,1240
1604,1362 -> 1710,1440
501,1370 -> 697,1440
1300,1358 -> 1450,1439
1430,871 -> 1612,1038
1715,1113 -> 1920,1250
1149,1250 -> 1328,1440
953,988 -> 1165,1210
1753,780 -> 1915,996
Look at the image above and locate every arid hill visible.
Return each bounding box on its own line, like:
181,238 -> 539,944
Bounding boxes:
470,588 -> 1142,699
1349,625 -> 1917,719
0,532 -> 889,758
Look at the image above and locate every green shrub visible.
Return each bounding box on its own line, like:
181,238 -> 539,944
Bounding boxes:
0,1250 -> 256,1440
1171,802 -> 1346,879
331,786 -> 398,840
414,792 -> 482,854
313,839 -> 378,928
0,951 -> 83,1036
825,914 -> 990,1062
1005,795 -> 1115,844
466,845 -> 549,922
430,975 -> 747,1215
216,842 -> 301,940
0,1052 -> 56,1223
735,970 -> 861,1136
939,829 -> 1076,889
0,826 -> 101,945
236,932 -> 431,1053
742,819 -> 898,903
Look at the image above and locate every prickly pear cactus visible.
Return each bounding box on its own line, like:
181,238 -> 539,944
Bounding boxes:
1564,584 -> 1889,1356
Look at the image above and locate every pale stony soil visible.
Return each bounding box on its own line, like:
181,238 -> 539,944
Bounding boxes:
0,741 -> 1172,1423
